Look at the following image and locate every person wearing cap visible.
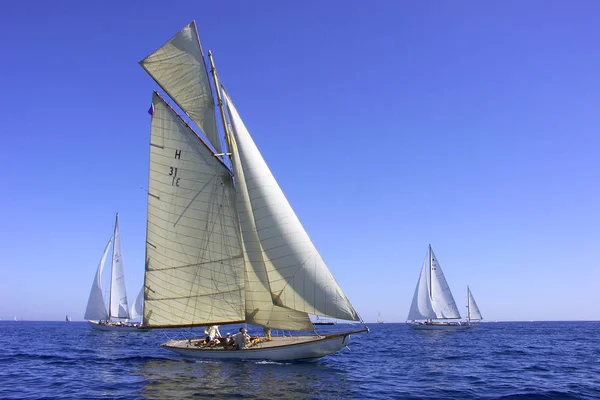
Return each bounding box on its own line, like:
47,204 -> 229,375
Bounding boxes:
224,332 -> 233,347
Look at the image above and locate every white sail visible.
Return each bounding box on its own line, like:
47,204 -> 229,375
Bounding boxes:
229,131 -> 313,331
223,90 -> 358,322
407,257 -> 437,320
110,214 -> 130,319
139,21 -> 221,153
143,92 -> 245,327
130,286 -> 144,321
84,237 -> 112,321
429,247 -> 461,319
467,286 -> 483,321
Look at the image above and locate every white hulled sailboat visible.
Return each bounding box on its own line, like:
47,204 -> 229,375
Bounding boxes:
138,21 -> 367,361
84,214 -> 147,331
407,245 -> 471,330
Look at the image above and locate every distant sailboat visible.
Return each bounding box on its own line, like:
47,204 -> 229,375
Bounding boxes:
407,245 -> 471,330
65,315 -> 71,322
84,214 -> 147,331
377,312 -> 384,324
137,21 -> 367,360
466,286 -> 483,325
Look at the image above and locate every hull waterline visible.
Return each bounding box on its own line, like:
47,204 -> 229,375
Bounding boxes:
161,330 -> 366,361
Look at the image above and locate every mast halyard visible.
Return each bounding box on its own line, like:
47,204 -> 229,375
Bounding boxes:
208,50 -> 232,156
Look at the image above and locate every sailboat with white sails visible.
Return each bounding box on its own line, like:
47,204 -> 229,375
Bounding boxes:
84,214 -> 147,331
407,245 -> 471,330
466,285 -> 483,325
137,21 -> 367,361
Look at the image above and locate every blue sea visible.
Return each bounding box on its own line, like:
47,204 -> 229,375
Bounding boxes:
1,321 -> 598,399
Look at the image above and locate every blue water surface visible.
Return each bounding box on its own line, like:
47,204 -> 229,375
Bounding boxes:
0,321 -> 598,399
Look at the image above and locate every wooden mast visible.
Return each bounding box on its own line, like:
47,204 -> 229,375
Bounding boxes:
208,50 -> 232,154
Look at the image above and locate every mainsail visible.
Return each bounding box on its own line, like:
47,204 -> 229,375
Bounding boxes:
407,257 -> 437,320
84,237 -> 112,321
110,214 -> 130,319
139,21 -> 221,153
429,246 -> 461,319
467,286 -> 483,321
224,90 -> 359,322
143,92 -> 245,328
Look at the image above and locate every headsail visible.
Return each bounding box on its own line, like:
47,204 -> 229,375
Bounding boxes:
140,21 -> 221,153
223,89 -> 359,322
143,92 -> 245,328
407,257 -> 437,320
429,246 -> 461,319
467,286 -> 483,321
110,214 -> 130,319
84,236 -> 112,321
230,131 -> 313,331
130,286 -> 144,321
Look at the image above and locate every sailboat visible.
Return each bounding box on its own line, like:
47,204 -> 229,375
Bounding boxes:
84,214 -> 148,331
138,21 -> 367,361
65,315 -> 71,322
466,286 -> 483,325
407,245 -> 471,330
377,312 -> 384,324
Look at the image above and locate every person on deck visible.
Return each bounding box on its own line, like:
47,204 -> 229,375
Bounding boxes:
207,325 -> 221,341
263,326 -> 272,341
233,328 -> 250,350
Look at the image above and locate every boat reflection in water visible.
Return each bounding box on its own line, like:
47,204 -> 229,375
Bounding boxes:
135,358 -> 352,399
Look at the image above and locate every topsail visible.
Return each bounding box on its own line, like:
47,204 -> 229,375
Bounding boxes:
140,21 -> 221,153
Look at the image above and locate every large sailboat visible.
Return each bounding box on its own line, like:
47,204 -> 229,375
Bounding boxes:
84,214 -> 147,331
138,21 -> 367,361
407,245 -> 471,330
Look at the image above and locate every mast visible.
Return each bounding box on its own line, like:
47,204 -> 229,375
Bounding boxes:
467,286 -> 471,323
428,244 -> 433,322
108,213 -> 118,321
208,51 -> 232,154
428,244 -> 433,302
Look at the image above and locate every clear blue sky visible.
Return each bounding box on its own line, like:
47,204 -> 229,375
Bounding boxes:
1,1 -> 598,322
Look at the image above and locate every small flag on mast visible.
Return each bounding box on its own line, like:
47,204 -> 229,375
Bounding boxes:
148,103 -> 155,115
